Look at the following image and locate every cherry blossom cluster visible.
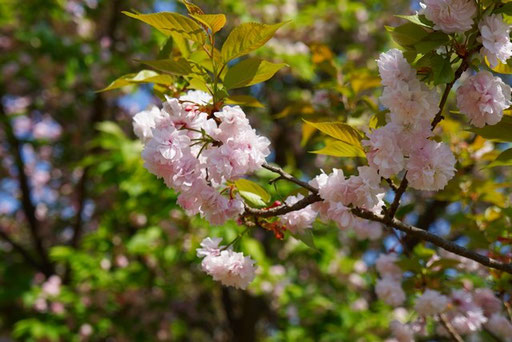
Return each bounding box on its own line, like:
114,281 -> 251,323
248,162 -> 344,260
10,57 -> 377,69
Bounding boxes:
421,0 -> 512,128
374,253 -> 405,307
133,90 -> 271,225
196,237 -> 256,289
364,49 -> 456,191
301,166 -> 385,236
390,287 -> 512,341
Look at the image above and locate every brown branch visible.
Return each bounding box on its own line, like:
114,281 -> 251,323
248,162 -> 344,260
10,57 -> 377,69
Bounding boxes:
352,208 -> 512,274
0,226 -> 44,272
263,163 -> 318,193
244,193 -> 322,218
438,313 -> 464,342
0,102 -> 53,276
386,174 -> 408,220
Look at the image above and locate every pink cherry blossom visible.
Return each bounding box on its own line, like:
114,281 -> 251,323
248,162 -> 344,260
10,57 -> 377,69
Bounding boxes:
376,277 -> 405,306
421,0 -> 476,34
381,80 -> 439,129
390,320 -> 414,342
377,49 -> 416,88
199,249 -> 257,290
363,123 -> 405,178
486,314 -> 512,340
456,71 -> 511,128
132,105 -> 164,143
406,140 -> 456,191
279,194 -> 317,233
376,253 -> 402,280
414,289 -> 448,316
479,14 -> 512,68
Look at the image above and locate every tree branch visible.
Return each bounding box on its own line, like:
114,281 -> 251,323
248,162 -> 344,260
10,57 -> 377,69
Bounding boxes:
438,313 -> 464,342
263,163 -> 318,193
243,164 -> 512,274
0,226 -> 44,272
0,102 -> 53,276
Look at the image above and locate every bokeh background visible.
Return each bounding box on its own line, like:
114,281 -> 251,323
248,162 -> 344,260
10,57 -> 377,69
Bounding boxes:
2,0 -> 510,341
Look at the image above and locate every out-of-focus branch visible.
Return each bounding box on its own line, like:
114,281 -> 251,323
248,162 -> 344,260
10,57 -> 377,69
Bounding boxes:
0,226 -> 44,272
438,314 -> 464,342
0,101 -> 53,276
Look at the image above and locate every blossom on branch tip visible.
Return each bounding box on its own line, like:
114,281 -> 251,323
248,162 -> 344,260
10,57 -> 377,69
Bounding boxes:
420,0 -> 477,34
376,277 -> 406,307
406,140 -> 456,191
456,71 -> 511,128
390,320 -> 415,342
197,237 -> 257,290
479,14 -> 512,69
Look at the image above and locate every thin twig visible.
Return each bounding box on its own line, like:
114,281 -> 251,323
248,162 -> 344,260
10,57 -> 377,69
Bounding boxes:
262,163 -> 318,193
438,314 -> 464,342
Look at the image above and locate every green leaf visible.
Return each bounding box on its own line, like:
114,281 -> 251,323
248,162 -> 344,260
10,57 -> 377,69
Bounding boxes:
487,148 -> 512,168
303,120 -> 364,148
235,178 -> 271,207
122,11 -> 206,44
291,230 -> 317,250
139,58 -> 194,76
469,115 -> 512,142
191,14 -> 226,34
98,70 -> 174,92
431,55 -> 454,85
224,58 -> 286,89
310,140 -> 366,158
158,37 -> 174,59
429,258 -> 461,269
495,3 -> 512,15
385,22 -> 429,48
225,95 -> 264,108
415,32 -> 449,54
395,14 -> 434,28
221,21 -> 287,63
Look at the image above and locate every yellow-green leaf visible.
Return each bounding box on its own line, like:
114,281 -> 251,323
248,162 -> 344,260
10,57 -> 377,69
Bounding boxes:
485,56 -> 512,74
224,58 -> 286,89
139,58 -> 194,76
98,70 -> 174,92
487,148 -> 512,168
191,14 -> 226,34
123,11 -> 206,44
221,22 -> 287,63
303,120 -> 364,148
225,95 -> 264,108
469,115 -> 512,142
181,0 -> 204,15
235,178 -> 271,207
310,140 -> 366,158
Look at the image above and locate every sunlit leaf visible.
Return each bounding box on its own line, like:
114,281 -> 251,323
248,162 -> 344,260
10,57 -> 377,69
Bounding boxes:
191,14 -> 226,34
291,230 -> 317,250
486,148 -> 512,168
224,95 -> 264,108
303,120 -> 364,148
385,22 -> 428,47
310,139 -> 366,158
221,21 -> 287,63
224,58 -> 287,89
98,70 -> 174,92
395,14 -> 434,28
181,0 -> 204,15
350,73 -> 381,94
485,56 -> 512,74
123,11 -> 206,44
139,58 -> 195,76
469,115 -> 512,142
235,178 -> 271,207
